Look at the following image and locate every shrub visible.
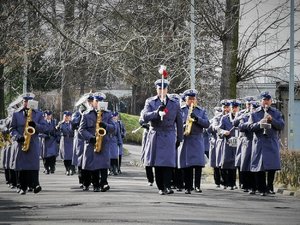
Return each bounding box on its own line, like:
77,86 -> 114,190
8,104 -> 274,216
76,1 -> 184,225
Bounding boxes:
276,150 -> 300,189
120,113 -> 143,145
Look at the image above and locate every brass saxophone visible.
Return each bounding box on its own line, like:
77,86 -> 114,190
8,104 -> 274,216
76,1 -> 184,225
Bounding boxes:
184,103 -> 195,136
94,110 -> 106,153
22,108 -> 36,152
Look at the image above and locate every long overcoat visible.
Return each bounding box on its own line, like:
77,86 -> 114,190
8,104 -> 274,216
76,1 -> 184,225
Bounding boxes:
78,109 -> 116,170
208,114 -> 221,168
71,111 -> 84,167
238,114 -> 254,171
40,119 -> 59,159
109,121 -> 122,159
248,106 -> 284,171
218,113 -> 238,169
142,95 -> 183,167
178,105 -> 210,168
58,122 -> 74,160
10,108 -> 48,170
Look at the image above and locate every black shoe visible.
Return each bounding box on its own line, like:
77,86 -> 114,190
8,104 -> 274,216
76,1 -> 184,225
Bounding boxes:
82,186 -> 89,191
260,192 -> 267,196
195,187 -> 202,193
185,189 -> 191,194
19,190 -> 26,195
148,182 -> 153,186
158,190 -> 165,195
118,170 -> 122,174
249,190 -> 256,195
230,186 -> 234,190
176,188 -> 182,192
27,187 -> 33,192
267,190 -> 276,194
93,187 -> 100,192
101,185 -> 110,192
34,185 -> 42,194
165,188 -> 174,195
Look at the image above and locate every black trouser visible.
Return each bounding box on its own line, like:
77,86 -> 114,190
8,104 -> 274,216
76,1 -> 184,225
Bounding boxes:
172,168 -> 184,189
194,166 -> 203,189
5,169 -> 9,184
236,167 -> 242,187
18,170 -> 39,191
77,166 -> 82,184
81,169 -> 100,188
183,167 -> 193,190
145,166 -> 154,183
266,170 -> 276,192
154,167 -> 172,191
254,171 -> 267,193
118,155 -> 122,172
241,171 -> 256,190
221,169 -> 236,187
99,168 -> 108,187
63,160 -> 72,172
110,159 -> 118,174
9,169 -> 17,187
43,156 -> 56,172
213,167 -> 221,185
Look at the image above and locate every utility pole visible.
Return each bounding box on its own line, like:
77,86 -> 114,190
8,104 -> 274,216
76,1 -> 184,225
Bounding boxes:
288,0 -> 295,151
23,0 -> 28,94
190,0 -> 195,89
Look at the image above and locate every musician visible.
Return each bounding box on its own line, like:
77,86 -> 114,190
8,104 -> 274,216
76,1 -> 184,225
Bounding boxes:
40,110 -> 59,174
57,111 -> 74,176
207,106 -> 223,188
78,92 -> 116,192
218,100 -> 240,190
109,112 -> 122,176
248,91 -> 284,196
178,89 -> 210,194
238,100 -> 260,194
10,93 -> 48,195
214,100 -> 231,188
141,79 -> 183,195
114,112 -> 126,174
139,110 -> 154,186
233,96 -> 255,189
71,93 -> 94,187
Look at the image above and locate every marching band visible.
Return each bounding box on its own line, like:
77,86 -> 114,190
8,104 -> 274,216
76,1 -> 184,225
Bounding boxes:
0,79 -> 284,197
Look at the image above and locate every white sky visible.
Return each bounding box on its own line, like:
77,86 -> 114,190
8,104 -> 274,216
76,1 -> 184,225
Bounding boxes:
239,0 -> 300,82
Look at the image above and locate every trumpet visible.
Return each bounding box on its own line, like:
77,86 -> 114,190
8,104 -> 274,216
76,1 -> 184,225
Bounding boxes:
22,108 -> 35,152
260,105 -> 271,135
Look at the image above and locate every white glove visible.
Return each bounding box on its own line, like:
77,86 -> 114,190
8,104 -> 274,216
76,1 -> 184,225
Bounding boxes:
159,111 -> 166,117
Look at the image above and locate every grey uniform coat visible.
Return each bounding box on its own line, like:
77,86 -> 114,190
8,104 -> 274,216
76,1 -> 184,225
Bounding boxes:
78,109 -> 116,170
178,105 -> 210,168
142,95 -> 183,167
58,122 -> 74,160
218,113 -> 238,169
10,108 -> 48,171
248,106 -> 284,171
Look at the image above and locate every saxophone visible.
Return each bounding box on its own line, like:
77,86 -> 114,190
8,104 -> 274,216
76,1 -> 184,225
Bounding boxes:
184,103 -> 195,136
94,110 -> 106,153
22,108 -> 36,152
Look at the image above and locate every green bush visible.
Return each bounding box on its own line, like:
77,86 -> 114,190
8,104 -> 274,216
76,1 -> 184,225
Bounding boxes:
276,150 -> 300,189
120,113 -> 143,145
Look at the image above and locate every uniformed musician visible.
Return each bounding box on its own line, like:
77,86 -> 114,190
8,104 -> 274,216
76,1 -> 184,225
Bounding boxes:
10,93 -> 48,195
78,92 -> 116,192
218,100 -> 240,190
57,111 -> 74,176
178,89 -> 210,194
248,91 -> 284,196
40,110 -> 59,174
141,79 -> 183,195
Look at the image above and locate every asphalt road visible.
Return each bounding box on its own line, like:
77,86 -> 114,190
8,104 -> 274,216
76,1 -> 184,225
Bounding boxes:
0,144 -> 299,225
